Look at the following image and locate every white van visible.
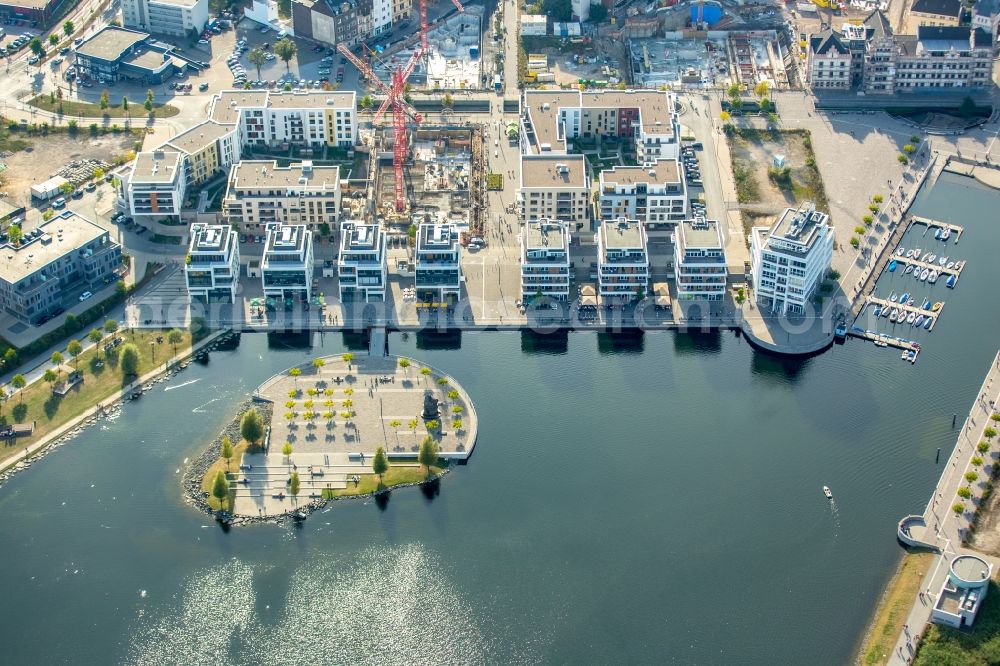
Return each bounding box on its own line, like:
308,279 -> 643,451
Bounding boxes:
276,30 -> 288,40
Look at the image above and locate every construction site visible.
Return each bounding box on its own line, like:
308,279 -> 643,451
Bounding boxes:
368,125 -> 484,237
370,9 -> 484,90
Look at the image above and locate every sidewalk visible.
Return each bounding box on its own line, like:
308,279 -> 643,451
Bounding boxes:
888,350 -> 1000,664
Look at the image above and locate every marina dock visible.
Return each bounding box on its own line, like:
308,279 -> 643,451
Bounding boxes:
910,216 -> 964,243
865,295 -> 943,331
889,254 -> 965,280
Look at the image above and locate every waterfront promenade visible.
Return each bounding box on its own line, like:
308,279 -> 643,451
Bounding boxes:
888,351 -> 1000,665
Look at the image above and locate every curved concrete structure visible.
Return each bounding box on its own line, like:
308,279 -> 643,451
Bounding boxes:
739,318 -> 835,357
897,515 -> 939,550
950,555 -> 991,589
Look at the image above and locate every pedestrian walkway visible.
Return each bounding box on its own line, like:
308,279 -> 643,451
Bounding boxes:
889,350 -> 1000,665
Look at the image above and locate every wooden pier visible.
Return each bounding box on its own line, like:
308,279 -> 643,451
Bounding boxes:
847,328 -> 921,362
864,295 -> 943,331
887,254 -> 965,279
909,216 -> 964,243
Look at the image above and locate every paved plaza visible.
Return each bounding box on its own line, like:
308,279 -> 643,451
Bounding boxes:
232,353 -> 477,516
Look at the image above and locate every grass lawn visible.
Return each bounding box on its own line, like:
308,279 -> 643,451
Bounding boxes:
331,460 -> 447,497
28,96 -> 180,119
0,329 -> 192,468
201,437 -> 251,512
860,552 -> 934,665
915,579 -> 1000,665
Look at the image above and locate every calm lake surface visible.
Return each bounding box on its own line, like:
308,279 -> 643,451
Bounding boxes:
0,172 -> 997,665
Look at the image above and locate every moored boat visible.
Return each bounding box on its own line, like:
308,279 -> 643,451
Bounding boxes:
890,308 -> 900,321
946,261 -> 955,270
896,246 -> 905,255
919,268 -> 930,281
823,486 -> 833,499
906,312 -> 916,324
889,260 -> 898,272
921,300 -> 931,310
914,314 -> 924,327
928,270 -> 938,284
926,253 -> 937,263
924,316 -> 933,330
934,228 -> 943,240
941,228 -> 951,241
939,256 -> 948,266
904,264 -> 914,274
874,305 -> 882,317
889,292 -> 898,302
932,301 -> 943,312
946,275 -> 956,288
906,250 -> 915,258
881,306 -> 891,318
913,249 -> 922,259
900,292 -> 910,303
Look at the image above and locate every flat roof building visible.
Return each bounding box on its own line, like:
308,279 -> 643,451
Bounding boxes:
122,149 -> 187,221
224,160 -> 341,232
262,223 -> 314,301
338,221 -> 387,302
121,0 -> 208,38
415,223 -> 461,304
185,223 -> 240,303
749,202 -> 834,315
597,218 -> 649,303
932,554 -> 992,629
0,211 -> 122,324
73,26 -> 177,84
520,219 -> 571,302
599,158 -> 687,234
0,0 -> 73,28
519,155 -> 590,227
674,216 -> 727,301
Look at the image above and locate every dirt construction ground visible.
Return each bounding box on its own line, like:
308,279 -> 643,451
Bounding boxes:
0,131 -> 140,208
728,128 -> 826,215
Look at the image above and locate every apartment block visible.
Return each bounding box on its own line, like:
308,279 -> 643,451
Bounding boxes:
749,202 -> 834,315
121,0 -> 208,37
224,160 -> 341,233
163,120 -> 240,186
520,219 -> 571,301
519,155 -> 590,228
415,223 -> 461,303
673,217 -> 727,301
338,221 -> 387,302
262,223 -> 315,301
599,159 -> 687,235
596,218 -> 649,303
0,212 -> 121,324
185,224 -> 240,303
122,150 -> 187,222
520,89 -> 679,162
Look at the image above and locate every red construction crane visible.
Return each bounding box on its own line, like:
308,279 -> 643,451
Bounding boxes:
419,0 -> 465,56
339,43 -> 423,213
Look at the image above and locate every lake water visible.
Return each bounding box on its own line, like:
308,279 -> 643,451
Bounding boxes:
0,173 -> 997,665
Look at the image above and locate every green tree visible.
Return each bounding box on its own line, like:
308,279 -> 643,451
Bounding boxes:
4,348 -> 18,369
726,82 -> 741,101
849,237 -> 860,248
442,92 -> 453,109
971,456 -> 984,467
211,470 -> 229,510
862,215 -> 873,226
965,471 -> 979,483
11,374 -> 26,402
754,80 -> 770,100
312,357 -> 326,371
978,441 -> 990,454
342,352 -> 354,367
48,34 -> 58,46
274,38 -> 297,72
897,154 -> 909,165
447,389 -> 459,400
417,436 -> 438,473
220,435 -> 234,470
992,413 -> 1000,422
953,502 -> 965,515
67,340 -> 82,367
420,366 -> 432,383
399,358 -> 411,375
408,418 -> 419,437
119,343 -> 140,377
872,194 -> 884,204
360,95 -> 374,111
282,441 -> 293,464
121,95 -> 129,113
388,419 -> 401,446
29,37 -> 44,58
7,224 -> 23,246
289,471 -> 301,502
99,89 -> 110,110
985,427 -> 997,440
43,368 -> 57,387
289,366 -> 301,385
248,47 -> 268,79
144,89 -> 154,114
167,328 -> 184,355
50,351 -> 64,378
63,20 -> 74,36
542,0 -> 572,21
241,408 -> 264,448
957,486 -> 972,499
372,445 -> 389,482
720,110 -> 731,123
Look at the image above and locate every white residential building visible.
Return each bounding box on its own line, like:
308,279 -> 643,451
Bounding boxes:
262,223 -> 315,301
122,0 -> 208,37
749,202 -> 835,315
597,218 -> 649,303
338,221 -> 387,302
520,14 -> 547,36
123,149 -> 187,222
599,159 -> 687,235
208,89 -> 358,149
520,89 -> 679,162
223,160 -> 341,233
415,223 -> 461,303
932,554 -> 992,629
519,155 -> 591,228
185,224 -> 240,303
520,219 -> 571,301
673,217 -> 727,301
973,0 -> 1000,37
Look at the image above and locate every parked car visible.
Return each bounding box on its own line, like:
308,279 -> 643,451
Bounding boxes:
27,54 -> 38,64
199,82 -> 209,91
79,291 -> 93,302
85,182 -> 96,192
52,197 -> 66,208
198,39 -> 209,45
71,189 -> 83,198
59,46 -> 70,55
